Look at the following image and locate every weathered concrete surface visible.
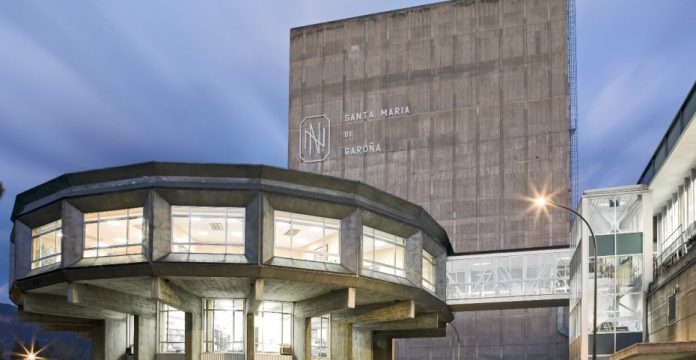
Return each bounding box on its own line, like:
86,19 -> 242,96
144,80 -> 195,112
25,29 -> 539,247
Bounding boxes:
288,0 -> 571,358
62,201 -> 84,266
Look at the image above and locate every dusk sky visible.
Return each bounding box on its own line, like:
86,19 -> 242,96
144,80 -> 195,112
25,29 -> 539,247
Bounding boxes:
0,0 -> 694,303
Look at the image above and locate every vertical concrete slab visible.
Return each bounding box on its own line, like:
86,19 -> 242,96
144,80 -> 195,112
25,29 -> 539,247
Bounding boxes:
330,322 -> 352,360
340,210 -> 361,274
292,316 -> 310,360
184,312 -> 201,360
62,201 -> 84,266
135,314 -> 156,360
13,221 -> 31,279
405,232 -> 423,287
94,319 -> 127,360
352,328 -> 373,360
372,334 -> 392,360
245,194 -> 262,263
148,191 -> 171,261
436,253 -> 447,300
260,195 -> 274,264
246,313 -> 255,360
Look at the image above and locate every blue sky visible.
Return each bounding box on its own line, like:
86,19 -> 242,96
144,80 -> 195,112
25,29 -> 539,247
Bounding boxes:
0,0 -> 694,303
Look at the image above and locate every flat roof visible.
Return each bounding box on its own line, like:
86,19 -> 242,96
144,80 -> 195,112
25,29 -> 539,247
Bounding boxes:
638,81 -> 696,186
609,341 -> 696,360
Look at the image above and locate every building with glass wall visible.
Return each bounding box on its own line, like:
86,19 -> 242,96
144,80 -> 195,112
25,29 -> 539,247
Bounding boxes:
8,163 -> 452,360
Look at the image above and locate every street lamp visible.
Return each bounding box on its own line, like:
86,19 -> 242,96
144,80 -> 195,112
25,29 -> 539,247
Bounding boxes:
534,196 -> 598,360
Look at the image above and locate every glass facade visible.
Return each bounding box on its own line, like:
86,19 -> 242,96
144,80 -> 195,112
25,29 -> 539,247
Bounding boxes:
446,249 -> 570,300
570,189 -> 650,360
422,251 -> 436,292
655,169 -> 696,267
84,208 -> 143,257
274,211 -> 340,263
310,315 -> 330,358
203,299 -> 245,353
172,206 -> 245,255
362,226 -> 405,277
255,301 -> 293,353
158,303 -> 186,353
31,220 -> 62,269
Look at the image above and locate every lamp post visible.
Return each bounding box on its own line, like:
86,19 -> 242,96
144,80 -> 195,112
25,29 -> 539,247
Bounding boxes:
534,197 -> 598,360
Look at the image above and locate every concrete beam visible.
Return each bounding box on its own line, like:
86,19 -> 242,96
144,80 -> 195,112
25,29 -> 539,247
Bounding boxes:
23,293 -> 125,320
246,279 -> 264,314
151,277 -> 200,314
331,300 -> 415,324
18,311 -> 101,327
374,325 -> 447,339
356,313 -> 439,331
68,282 -> 157,315
295,287 -> 356,317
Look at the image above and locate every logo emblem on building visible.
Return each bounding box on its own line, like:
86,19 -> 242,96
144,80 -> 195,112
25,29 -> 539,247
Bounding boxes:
299,115 -> 330,163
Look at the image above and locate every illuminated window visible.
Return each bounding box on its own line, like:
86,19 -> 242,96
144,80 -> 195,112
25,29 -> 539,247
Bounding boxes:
84,208 -> 143,258
171,207 -> 245,254
203,299 -> 245,353
310,315 -> 330,358
362,226 -> 405,277
422,250 -> 436,292
255,301 -> 293,353
274,211 -> 340,263
31,220 -> 62,269
158,303 -> 185,353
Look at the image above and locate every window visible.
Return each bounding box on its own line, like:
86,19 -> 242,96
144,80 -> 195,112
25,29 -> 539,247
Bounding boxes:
274,211 -> 340,263
255,301 -> 293,353
362,226 -> 405,277
31,220 -> 62,269
172,207 -> 245,254
84,208 -> 143,257
203,299 -> 245,353
158,304 -> 185,353
422,250 -> 436,292
310,315 -> 330,358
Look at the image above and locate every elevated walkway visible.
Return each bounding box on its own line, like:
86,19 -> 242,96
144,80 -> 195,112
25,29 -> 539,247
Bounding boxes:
445,248 -> 571,311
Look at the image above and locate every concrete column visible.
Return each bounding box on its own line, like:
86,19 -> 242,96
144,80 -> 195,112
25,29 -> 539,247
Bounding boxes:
245,194 -> 262,263
330,321 -> 352,360
147,191 -> 171,261
352,328 -> 372,360
135,315 -> 156,360
184,312 -> 201,360
340,210 -> 361,274
94,319 -> 128,360
61,201 -> 84,266
292,316 -> 310,360
372,335 -> 392,360
260,195 -> 274,264
405,232 -> 423,287
246,313 -> 255,360
12,221 -> 31,279
435,252 -> 447,300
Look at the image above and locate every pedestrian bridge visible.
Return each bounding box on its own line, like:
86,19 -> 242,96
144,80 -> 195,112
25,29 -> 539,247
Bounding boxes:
445,247 -> 571,311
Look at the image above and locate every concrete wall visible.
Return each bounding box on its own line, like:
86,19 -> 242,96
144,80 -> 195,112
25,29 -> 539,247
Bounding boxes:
288,0 -> 571,358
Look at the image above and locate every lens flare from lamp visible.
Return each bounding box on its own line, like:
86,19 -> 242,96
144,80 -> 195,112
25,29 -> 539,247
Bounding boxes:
534,197 -> 547,207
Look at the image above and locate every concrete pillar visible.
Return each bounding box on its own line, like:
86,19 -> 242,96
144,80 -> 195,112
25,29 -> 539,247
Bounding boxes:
12,221 -> 31,279
94,319 -> 128,360
135,315 -> 156,360
352,328 -> 372,360
184,312 -> 201,360
330,321 -> 352,360
246,313 -> 255,360
405,232 -> 423,287
292,316 -> 310,360
340,210 -> 361,274
147,191 -> 171,261
245,194 -> 262,263
372,335 -> 393,360
260,195 -> 274,264
61,201 -> 84,266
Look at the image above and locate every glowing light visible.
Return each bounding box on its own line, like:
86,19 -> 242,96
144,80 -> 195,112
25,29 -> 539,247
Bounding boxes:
534,197 -> 547,208
13,340 -> 45,360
